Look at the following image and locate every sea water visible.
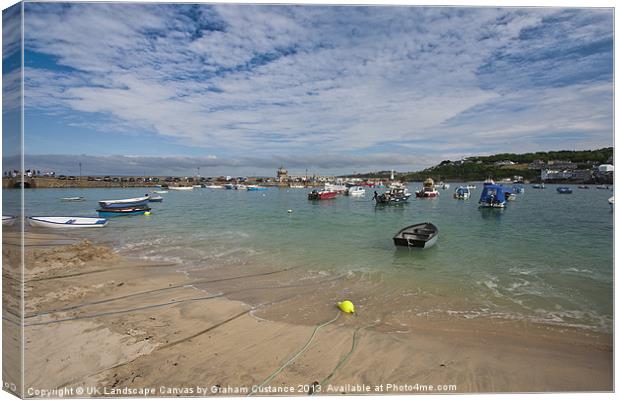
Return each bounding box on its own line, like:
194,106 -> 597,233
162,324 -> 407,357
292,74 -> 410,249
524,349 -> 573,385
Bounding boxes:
8,183 -> 613,332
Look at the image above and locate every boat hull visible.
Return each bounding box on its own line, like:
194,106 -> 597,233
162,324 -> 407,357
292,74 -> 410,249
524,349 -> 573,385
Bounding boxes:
376,194 -> 411,204
308,191 -> 338,200
169,186 -> 194,191
28,216 -> 108,228
415,191 -> 439,198
97,207 -> 151,217
393,222 -> 438,249
98,196 -> 149,208
61,197 -> 85,202
478,202 -> 506,208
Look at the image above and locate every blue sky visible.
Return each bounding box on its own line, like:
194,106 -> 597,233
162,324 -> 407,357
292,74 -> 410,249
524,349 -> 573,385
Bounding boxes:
5,4 -> 614,176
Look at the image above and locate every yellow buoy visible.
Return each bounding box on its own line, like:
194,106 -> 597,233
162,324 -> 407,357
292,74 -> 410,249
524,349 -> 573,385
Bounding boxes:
144,211 -> 151,216
337,300 -> 355,314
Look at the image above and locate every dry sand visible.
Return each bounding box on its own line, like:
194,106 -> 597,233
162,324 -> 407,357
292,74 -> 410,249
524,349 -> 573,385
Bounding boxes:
2,230 -> 612,397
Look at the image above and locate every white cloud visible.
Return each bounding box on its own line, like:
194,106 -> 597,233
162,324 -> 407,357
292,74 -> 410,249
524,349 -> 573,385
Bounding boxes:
20,4 -> 613,172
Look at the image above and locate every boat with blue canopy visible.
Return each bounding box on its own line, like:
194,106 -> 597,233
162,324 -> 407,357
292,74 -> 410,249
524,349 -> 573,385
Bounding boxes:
453,186 -> 470,200
479,183 -> 507,208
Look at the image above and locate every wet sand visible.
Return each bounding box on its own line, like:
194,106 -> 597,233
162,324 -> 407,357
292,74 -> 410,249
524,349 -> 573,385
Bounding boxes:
4,231 -> 612,397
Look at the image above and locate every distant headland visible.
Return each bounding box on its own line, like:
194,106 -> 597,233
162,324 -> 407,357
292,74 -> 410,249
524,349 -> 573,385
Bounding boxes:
344,147 -> 614,184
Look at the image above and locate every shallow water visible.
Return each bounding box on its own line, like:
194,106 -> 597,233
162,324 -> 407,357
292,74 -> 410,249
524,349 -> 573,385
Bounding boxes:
7,183 -> 613,332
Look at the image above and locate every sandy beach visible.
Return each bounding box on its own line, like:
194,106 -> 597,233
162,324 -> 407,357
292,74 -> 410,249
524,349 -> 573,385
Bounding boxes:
3,230 -> 612,397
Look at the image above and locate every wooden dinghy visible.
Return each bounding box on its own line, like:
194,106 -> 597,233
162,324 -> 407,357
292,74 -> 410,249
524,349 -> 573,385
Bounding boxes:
393,222 -> 438,249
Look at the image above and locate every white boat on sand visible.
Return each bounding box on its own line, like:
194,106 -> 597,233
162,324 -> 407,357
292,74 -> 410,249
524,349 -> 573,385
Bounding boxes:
28,216 -> 108,228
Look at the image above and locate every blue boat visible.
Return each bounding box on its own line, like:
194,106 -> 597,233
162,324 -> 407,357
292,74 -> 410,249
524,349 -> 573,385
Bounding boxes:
557,187 -> 573,194
512,186 -> 525,194
97,206 -> 151,217
479,184 -> 507,208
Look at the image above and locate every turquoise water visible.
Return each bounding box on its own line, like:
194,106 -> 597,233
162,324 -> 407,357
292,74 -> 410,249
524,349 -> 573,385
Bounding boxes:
6,183 -> 614,332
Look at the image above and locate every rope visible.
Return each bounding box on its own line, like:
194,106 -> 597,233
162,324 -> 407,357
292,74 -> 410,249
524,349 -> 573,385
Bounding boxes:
248,312 -> 341,396
317,320 -> 380,390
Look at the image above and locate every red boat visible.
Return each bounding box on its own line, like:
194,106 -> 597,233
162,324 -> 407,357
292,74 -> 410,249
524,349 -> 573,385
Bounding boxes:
308,189 -> 338,200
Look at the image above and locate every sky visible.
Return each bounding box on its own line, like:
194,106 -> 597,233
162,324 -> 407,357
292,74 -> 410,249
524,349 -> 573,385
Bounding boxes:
2,3 -> 614,176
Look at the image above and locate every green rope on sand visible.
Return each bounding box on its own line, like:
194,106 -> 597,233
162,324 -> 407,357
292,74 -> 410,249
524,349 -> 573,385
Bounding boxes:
248,312 -> 341,396
318,326 -> 362,388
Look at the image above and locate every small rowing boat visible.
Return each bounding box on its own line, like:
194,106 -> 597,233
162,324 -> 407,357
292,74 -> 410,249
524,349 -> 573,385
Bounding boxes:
393,222 -> 438,249
61,196 -> 85,202
97,206 -> 151,217
98,196 -> 149,208
169,186 -> 194,191
147,194 -> 163,202
28,216 -> 108,228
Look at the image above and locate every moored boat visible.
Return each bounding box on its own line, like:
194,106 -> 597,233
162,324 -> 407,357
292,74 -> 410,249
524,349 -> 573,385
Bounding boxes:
439,181 -> 450,190
453,186 -> 470,200
28,216 -> 108,228
577,185 -> 589,189
169,186 -> 194,191
596,185 -> 611,190
324,183 -> 347,193
97,206 -> 151,217
415,178 -> 439,198
224,183 -> 234,190
289,184 -> 305,189
532,183 -> 546,189
374,185 -> 411,204
153,190 -> 168,194
346,186 -> 366,196
479,183 -> 507,208
204,185 -> 224,189
608,196 -> 614,207
61,196 -> 85,202
98,196 -> 149,208
556,187 -> 573,194
246,185 -> 268,191
308,189 -> 337,200
393,222 -> 438,249
512,186 -> 525,194
147,194 -> 163,202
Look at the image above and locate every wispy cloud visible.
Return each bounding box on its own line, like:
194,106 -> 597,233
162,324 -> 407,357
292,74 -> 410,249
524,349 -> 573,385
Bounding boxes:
20,4 -> 613,174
